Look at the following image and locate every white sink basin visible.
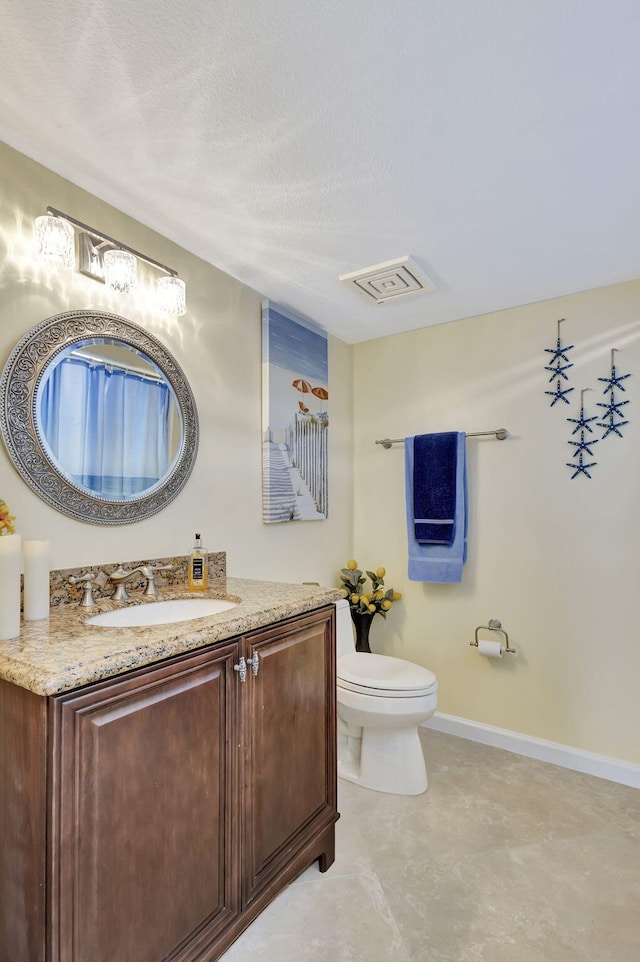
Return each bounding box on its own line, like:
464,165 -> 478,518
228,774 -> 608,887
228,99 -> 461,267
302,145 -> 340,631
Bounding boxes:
87,598 -> 238,628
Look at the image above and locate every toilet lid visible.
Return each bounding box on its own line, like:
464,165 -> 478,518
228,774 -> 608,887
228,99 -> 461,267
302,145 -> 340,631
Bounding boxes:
337,652 -> 437,694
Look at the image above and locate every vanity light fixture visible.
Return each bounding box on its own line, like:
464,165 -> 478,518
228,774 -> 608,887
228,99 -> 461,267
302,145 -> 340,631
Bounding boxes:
157,275 -> 187,316
34,207 -> 187,315
34,214 -> 75,268
103,249 -> 138,294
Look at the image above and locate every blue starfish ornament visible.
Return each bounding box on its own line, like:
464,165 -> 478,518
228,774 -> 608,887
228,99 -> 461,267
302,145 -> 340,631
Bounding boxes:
567,452 -> 597,479
597,396 -> 629,414
545,380 -> 574,405
544,318 -> 574,364
567,405 -> 598,434
568,436 -> 599,457
598,417 -> 629,439
598,366 -> 631,393
544,361 -> 573,383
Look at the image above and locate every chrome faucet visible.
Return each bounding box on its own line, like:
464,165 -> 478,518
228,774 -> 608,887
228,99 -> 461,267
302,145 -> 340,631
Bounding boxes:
107,563 -> 174,601
107,566 -> 145,602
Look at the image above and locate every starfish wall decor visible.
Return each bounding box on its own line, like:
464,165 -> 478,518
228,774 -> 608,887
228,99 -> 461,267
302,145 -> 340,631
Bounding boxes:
544,318 -> 574,406
597,348 -> 631,439
566,389 -> 598,479
545,320 -> 633,477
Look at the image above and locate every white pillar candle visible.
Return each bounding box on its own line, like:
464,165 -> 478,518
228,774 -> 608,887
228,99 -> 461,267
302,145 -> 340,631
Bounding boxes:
0,533 -> 21,640
24,540 -> 50,622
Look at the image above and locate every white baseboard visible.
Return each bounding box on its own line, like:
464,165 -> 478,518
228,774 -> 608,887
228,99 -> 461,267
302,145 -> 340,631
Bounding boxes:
424,712 -> 640,789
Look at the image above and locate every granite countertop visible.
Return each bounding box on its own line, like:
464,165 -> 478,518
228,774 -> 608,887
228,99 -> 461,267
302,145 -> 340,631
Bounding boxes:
0,578 -> 342,697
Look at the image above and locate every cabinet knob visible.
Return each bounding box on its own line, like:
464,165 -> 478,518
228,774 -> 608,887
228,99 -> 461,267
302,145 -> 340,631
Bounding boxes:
246,653 -> 260,677
234,657 -> 247,683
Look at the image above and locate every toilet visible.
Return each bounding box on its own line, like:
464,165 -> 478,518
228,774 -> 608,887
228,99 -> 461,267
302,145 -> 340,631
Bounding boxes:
335,598 -> 438,796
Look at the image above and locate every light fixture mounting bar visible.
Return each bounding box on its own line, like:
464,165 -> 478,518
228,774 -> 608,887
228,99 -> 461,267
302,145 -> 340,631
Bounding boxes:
46,206 -> 178,277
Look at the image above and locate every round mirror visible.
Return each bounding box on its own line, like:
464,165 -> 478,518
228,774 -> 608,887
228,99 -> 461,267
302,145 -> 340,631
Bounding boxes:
0,310 -> 199,524
36,339 -> 183,500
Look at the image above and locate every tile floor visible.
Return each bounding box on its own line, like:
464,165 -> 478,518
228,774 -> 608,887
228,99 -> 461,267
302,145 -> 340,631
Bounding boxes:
221,730 -> 640,962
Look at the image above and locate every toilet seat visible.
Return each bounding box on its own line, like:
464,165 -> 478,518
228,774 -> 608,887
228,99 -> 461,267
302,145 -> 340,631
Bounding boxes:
337,652 -> 438,699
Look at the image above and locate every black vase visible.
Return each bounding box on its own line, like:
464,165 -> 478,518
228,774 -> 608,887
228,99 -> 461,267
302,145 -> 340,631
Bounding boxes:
351,611 -> 375,653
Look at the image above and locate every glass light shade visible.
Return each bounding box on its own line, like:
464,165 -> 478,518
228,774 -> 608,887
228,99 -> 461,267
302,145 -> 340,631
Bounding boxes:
103,249 -> 137,293
157,276 -> 187,316
34,215 -> 75,268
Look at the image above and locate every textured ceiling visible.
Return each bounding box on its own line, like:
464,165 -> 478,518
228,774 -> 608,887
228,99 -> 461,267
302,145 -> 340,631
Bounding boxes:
2,1 -> 640,343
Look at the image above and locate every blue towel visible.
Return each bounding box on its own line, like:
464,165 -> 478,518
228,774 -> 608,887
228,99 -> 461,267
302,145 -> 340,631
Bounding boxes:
405,433 -> 467,583
413,432 -> 458,543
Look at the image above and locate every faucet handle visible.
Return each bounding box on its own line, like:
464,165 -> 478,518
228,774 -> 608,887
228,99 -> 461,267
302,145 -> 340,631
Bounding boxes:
68,570 -> 107,607
139,563 -> 173,596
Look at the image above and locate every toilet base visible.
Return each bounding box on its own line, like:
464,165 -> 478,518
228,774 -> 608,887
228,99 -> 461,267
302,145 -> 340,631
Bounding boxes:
338,722 -> 428,796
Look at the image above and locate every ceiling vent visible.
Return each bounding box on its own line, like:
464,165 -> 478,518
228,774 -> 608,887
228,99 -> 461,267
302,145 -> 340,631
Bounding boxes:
339,256 -> 434,304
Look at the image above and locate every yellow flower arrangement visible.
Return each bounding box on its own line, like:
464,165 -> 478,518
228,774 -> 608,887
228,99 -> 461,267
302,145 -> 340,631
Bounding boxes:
0,500 -> 16,536
338,560 -> 402,620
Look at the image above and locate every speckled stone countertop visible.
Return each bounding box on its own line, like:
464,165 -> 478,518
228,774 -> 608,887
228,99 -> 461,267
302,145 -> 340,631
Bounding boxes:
0,578 -> 342,697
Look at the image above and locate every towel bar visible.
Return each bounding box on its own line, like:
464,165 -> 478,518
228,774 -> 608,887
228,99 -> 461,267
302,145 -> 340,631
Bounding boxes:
375,429 -> 509,448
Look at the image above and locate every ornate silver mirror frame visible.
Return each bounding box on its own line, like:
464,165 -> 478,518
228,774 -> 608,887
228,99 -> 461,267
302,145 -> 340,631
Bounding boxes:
0,310 -> 199,525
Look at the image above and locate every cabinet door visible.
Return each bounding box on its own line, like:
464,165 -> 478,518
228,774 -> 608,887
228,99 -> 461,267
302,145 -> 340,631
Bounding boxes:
50,643 -> 241,962
242,607 -> 336,905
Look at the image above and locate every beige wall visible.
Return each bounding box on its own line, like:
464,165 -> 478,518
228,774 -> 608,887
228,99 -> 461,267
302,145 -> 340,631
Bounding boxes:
353,284 -> 640,765
0,141 -> 353,586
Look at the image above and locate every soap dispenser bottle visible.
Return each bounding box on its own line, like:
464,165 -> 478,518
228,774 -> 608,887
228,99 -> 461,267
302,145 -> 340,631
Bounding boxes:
188,533 -> 208,592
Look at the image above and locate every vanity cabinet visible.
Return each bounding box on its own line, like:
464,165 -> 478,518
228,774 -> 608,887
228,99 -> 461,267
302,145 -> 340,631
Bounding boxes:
0,605 -> 337,962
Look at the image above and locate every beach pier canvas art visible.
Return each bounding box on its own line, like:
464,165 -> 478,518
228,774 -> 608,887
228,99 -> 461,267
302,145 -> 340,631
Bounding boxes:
262,301 -> 328,523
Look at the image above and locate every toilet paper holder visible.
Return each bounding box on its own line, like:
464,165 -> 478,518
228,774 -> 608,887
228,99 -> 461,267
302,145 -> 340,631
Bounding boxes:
471,619 -> 515,654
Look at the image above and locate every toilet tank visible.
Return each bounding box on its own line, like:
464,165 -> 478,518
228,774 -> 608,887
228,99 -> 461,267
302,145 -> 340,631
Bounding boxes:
334,599 -> 355,658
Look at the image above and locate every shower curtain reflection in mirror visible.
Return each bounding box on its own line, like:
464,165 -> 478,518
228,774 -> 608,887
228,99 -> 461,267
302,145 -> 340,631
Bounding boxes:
39,356 -> 177,498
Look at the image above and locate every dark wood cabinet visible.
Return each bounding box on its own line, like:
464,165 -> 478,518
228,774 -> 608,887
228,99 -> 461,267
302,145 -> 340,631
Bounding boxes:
51,641 -> 241,962
242,612 -> 336,907
0,605 -> 337,962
